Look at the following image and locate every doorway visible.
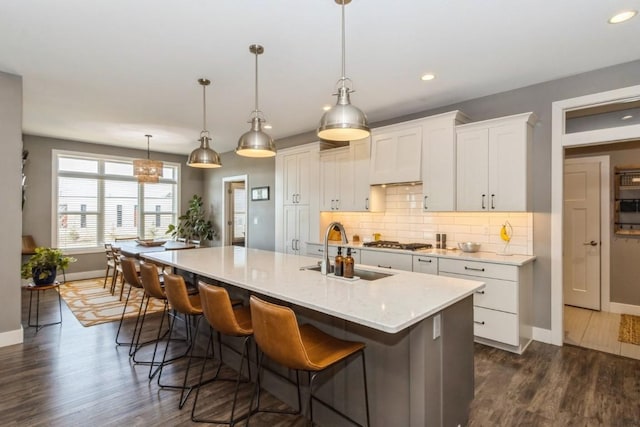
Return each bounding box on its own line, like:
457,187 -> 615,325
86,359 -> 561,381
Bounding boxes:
222,175 -> 248,247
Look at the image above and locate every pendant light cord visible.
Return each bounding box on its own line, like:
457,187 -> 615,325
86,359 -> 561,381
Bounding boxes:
146,135 -> 151,159
341,0 -> 346,83
254,48 -> 259,114
202,84 -> 207,132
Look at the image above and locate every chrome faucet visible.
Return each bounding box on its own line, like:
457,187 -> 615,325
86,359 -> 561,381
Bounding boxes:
321,222 -> 348,275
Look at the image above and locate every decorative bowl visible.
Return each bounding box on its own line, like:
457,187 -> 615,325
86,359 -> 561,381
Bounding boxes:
458,242 -> 481,253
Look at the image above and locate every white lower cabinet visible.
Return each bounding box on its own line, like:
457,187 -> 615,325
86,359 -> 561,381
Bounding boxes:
412,255 -> 438,275
438,257 -> 532,354
305,243 -> 361,263
360,249 -> 413,271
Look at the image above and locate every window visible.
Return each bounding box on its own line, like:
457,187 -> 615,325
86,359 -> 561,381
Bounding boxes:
54,151 -> 180,250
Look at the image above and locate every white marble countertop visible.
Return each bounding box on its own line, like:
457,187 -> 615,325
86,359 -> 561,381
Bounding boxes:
310,242 -> 536,266
142,246 -> 484,334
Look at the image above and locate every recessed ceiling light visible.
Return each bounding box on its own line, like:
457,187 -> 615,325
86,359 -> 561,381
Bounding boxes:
608,10 -> 637,24
420,73 -> 436,81
322,105 -> 332,111
622,115 -> 633,120
263,123 -> 273,129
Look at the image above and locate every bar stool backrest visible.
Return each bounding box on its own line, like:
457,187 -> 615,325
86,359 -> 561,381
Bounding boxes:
198,283 -> 250,336
120,257 -> 142,289
249,295 -> 314,371
139,262 -> 165,300
164,273 -> 200,315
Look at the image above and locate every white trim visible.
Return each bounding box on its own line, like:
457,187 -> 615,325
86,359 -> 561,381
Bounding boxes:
0,326 -> 23,348
221,175 -> 249,248
532,327 -> 552,344
609,302 -> 640,316
64,270 -> 105,281
563,156 -> 611,312
551,84 -> 640,347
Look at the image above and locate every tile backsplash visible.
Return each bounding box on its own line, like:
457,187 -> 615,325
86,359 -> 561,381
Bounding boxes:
321,184 -> 533,255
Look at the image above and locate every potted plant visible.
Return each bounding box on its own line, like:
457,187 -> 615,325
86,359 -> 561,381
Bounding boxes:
21,247 -> 77,286
166,195 -> 217,245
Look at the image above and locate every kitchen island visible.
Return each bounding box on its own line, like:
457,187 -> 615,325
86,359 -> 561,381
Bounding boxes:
143,246 -> 485,427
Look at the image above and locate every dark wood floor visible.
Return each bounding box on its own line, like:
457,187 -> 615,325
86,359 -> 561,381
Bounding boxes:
2,288 -> 640,426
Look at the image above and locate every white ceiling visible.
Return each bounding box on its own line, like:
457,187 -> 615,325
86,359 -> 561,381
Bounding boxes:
1,0 -> 639,156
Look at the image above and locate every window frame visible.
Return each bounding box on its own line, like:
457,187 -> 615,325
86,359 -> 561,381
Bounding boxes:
51,149 -> 181,254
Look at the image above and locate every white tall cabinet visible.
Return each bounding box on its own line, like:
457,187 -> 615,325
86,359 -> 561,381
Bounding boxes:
275,143 -> 322,255
421,110 -> 470,211
456,112 -> 536,211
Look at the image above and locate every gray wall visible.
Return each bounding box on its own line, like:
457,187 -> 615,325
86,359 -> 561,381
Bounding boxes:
0,71 -> 23,339
274,59 -> 640,331
204,152 -> 276,251
566,140 -> 640,306
22,135 -> 204,274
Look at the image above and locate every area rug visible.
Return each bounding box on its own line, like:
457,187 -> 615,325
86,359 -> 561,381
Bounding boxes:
58,278 -> 165,327
618,314 -> 640,345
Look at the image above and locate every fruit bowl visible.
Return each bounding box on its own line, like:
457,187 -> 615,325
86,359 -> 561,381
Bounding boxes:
458,242 -> 481,253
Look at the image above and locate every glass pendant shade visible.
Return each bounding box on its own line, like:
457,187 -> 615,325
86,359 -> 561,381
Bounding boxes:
134,135 -> 163,183
188,133 -> 222,168
318,86 -> 370,141
236,44 -> 276,158
317,0 -> 370,142
188,78 -> 222,168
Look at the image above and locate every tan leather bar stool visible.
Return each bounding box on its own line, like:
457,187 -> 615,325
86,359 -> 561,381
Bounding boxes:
248,295 -> 370,427
159,273 -> 206,409
191,282 -> 253,425
114,257 -> 146,351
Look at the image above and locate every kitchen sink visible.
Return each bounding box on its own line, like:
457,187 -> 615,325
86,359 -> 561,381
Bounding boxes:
300,265 -> 392,281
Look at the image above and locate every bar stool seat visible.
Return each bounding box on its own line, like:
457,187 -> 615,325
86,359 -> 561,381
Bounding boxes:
249,295 -> 370,427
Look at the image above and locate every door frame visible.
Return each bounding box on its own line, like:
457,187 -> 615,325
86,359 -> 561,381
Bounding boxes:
551,84 -> 640,346
221,174 -> 248,247
563,156 -> 611,313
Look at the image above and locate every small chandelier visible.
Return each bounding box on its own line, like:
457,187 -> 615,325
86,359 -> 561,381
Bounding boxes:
317,0 -> 370,142
236,44 -> 276,157
133,134 -> 163,183
187,78 -> 222,168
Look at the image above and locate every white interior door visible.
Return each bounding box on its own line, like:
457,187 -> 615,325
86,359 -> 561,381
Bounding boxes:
563,161 -> 601,310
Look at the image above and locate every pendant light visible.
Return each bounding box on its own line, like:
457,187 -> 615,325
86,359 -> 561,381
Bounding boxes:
236,44 -> 276,157
317,0 -> 370,142
187,78 -> 222,168
133,134 -> 163,183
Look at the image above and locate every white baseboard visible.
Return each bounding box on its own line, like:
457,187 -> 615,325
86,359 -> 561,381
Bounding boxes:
0,326 -> 23,348
532,327 -> 553,344
609,302 -> 640,316
63,270 -> 104,282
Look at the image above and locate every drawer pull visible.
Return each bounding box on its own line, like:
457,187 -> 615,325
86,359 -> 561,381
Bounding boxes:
474,320 -> 485,325
475,290 -> 485,295
378,265 -> 393,269
317,249 -> 323,252
418,258 -> 432,263
464,266 -> 485,272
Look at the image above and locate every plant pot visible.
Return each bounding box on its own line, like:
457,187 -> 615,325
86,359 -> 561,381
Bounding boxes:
32,267 -> 57,286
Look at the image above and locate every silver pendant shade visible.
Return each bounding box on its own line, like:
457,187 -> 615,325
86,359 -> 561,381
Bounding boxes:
317,0 -> 370,142
236,44 -> 276,158
187,78 -> 222,168
133,134 -> 163,183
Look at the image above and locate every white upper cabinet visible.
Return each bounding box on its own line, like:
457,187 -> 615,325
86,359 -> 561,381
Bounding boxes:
282,150 -> 311,205
370,124 -> 422,185
456,113 -> 536,212
320,139 -> 385,212
421,111 -> 470,211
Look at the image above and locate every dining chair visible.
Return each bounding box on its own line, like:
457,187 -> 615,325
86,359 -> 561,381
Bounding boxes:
103,243 -> 115,289
248,295 -> 370,427
115,257 -> 146,351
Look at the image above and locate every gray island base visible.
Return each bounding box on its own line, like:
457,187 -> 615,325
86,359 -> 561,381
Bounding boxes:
142,246 -> 482,427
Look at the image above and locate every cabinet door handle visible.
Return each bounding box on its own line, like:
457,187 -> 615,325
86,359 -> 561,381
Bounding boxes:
291,239 -> 296,250
418,258 -> 432,263
464,266 -> 485,272
331,199 -> 335,210
423,195 -> 428,210
318,248 -> 324,253
296,239 -> 300,251
481,194 -> 486,210
336,199 -> 340,210
296,193 -> 301,203
583,241 -> 598,246
475,290 -> 485,295
491,194 -> 495,210
365,198 -> 369,210
378,265 -> 393,269
474,320 -> 485,325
